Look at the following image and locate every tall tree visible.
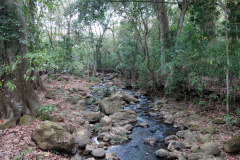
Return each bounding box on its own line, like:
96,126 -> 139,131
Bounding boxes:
0,0 -> 41,129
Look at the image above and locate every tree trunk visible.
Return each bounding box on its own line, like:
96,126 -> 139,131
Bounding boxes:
152,0 -> 169,74
0,0 -> 41,129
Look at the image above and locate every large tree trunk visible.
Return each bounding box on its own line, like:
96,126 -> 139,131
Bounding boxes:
0,0 -> 41,129
152,0 -> 169,74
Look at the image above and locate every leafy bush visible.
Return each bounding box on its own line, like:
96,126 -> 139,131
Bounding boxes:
90,76 -> 102,83
38,104 -> 55,121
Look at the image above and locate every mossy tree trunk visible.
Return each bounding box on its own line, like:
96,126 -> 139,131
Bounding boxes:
0,0 -> 41,129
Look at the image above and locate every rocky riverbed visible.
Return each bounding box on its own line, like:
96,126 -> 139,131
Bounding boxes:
1,74 -> 240,160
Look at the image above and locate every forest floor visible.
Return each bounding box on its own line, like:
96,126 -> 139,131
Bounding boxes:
0,74 -> 240,160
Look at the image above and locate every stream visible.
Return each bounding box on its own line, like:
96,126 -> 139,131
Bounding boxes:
85,82 -> 178,160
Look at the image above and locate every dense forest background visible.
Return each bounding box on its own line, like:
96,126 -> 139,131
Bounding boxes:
1,0 -> 240,123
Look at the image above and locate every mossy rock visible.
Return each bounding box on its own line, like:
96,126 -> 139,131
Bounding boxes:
190,124 -> 201,131
183,114 -> 201,127
51,115 -> 63,122
200,134 -> 212,143
20,115 -> 35,126
32,121 -> 75,153
191,145 -> 202,153
201,126 -> 216,134
212,119 -> 225,124
224,137 -> 240,153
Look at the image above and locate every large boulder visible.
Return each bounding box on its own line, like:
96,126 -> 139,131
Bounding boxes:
32,121 -> 75,153
83,112 -> 104,123
114,92 -> 139,103
98,96 -> 123,115
20,115 -> 35,126
109,109 -> 137,126
183,114 -> 201,127
224,137 -> 240,153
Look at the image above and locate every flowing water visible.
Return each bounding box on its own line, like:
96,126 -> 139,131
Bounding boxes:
88,84 -> 178,160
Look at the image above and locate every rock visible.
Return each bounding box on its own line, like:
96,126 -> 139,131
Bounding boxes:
72,127 -> 91,138
83,112 -> 104,123
114,92 -> 139,103
70,154 -> 82,160
98,132 -> 109,140
124,124 -> 133,131
174,142 -> 185,151
191,145 -> 202,153
86,93 -> 92,98
212,119 -> 225,124
13,138 -> 19,144
106,152 -> 120,160
167,152 -> 178,159
201,126 -> 216,134
165,135 -> 179,144
78,100 -> 86,106
188,153 -> 206,160
148,112 -> 158,117
121,101 -> 126,105
139,122 -> 149,128
109,109 -> 137,126
32,121 -> 75,153
136,105 -> 142,109
149,128 -> 157,132
183,130 -> 194,140
45,91 -> 55,99
190,124 -> 201,131
172,112 -> 183,119
103,134 -> 111,142
183,114 -> 201,127
51,115 -> 63,122
144,138 -> 158,145
78,92 -> 87,96
91,148 -> 106,158
200,134 -> 212,143
98,96 -> 123,115
84,144 -> 95,155
176,130 -> 185,138
130,102 -> 135,105
20,115 -> 35,126
75,105 -> 86,111
100,116 -> 112,127
155,149 -> 169,158
76,136 -> 91,149
111,126 -> 129,135
200,142 -> 220,155
224,137 -> 240,153
98,142 -> 107,148
164,115 -> 174,124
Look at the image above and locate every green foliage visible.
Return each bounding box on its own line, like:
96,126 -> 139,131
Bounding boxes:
50,150 -> 59,155
110,132 -> 129,144
13,148 -> 34,160
189,72 -> 207,98
90,76 -> 102,83
38,104 -> 55,121
91,123 -> 102,133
